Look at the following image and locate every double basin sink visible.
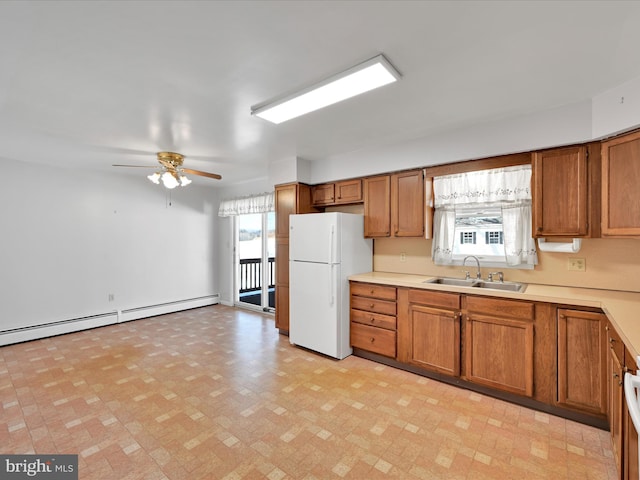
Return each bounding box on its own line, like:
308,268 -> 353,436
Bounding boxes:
423,277 -> 526,292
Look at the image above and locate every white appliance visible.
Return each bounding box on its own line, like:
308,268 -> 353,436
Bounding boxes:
289,212 -> 372,359
624,359 -> 640,474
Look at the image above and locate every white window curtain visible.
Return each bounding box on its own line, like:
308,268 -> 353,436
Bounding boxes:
431,165 -> 537,267
217,192 -> 275,217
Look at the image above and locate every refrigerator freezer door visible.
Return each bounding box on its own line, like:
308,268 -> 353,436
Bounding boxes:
289,213 -> 340,264
290,261 -> 349,359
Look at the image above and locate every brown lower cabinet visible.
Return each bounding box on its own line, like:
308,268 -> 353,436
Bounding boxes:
557,309 -> 607,415
464,296 -> 535,397
350,281 -> 640,479
397,289 -> 461,376
608,322 -> 640,480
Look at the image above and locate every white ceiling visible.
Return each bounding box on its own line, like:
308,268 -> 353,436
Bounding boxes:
2,1 -> 640,187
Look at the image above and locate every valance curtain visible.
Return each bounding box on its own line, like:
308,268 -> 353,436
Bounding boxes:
431,165 -> 537,267
218,192 -> 275,217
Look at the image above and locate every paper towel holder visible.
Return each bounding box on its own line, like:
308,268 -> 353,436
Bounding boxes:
537,237 -> 582,253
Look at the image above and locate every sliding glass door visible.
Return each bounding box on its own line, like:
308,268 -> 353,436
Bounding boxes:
235,212 -> 275,311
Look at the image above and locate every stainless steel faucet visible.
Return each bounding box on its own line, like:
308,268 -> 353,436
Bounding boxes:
462,255 -> 481,279
488,271 -> 504,282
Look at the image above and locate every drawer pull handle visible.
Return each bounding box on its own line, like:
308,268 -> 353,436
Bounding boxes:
370,303 -> 375,308
370,337 -> 375,343
370,289 -> 375,294
370,317 -> 375,323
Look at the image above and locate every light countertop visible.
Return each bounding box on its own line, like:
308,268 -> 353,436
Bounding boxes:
349,271 -> 640,361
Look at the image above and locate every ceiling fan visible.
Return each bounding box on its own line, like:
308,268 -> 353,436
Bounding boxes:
113,151 -> 221,188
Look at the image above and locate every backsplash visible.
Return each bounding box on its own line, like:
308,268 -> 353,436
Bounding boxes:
373,237 -> 640,293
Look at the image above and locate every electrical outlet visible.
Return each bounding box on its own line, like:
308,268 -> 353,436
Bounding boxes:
400,252 -> 407,262
568,258 -> 586,272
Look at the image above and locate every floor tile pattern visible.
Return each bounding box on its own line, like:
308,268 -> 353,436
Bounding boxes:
0,305 -> 617,479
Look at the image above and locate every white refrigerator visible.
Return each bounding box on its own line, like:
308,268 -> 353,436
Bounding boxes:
289,212 -> 373,359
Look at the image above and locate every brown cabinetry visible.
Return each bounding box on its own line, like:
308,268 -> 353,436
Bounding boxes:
398,289 -> 461,376
311,179 -> 363,206
609,323 -> 625,476
363,169 -> 424,238
464,296 -> 535,397
557,309 -> 607,415
350,282 -> 397,358
363,175 -> 391,237
532,145 -> 598,237
625,353 -> 639,480
274,183 -> 317,332
602,129 -> 640,236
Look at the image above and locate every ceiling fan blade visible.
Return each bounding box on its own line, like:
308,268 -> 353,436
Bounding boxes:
182,168 -> 222,180
112,164 -> 157,169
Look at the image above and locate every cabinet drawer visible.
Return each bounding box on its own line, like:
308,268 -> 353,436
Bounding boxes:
465,295 -> 534,320
351,322 -> 396,358
351,282 -> 397,300
408,289 -> 460,310
351,296 -> 396,316
351,309 -> 397,331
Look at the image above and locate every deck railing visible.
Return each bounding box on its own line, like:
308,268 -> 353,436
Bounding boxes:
239,257 -> 275,293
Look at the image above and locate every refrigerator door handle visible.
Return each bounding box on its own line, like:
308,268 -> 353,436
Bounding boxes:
329,264 -> 335,306
329,225 -> 335,264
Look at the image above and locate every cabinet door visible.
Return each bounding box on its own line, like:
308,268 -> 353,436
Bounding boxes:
625,353 -> 639,480
532,146 -> 588,237
611,345 -> 624,476
364,175 -> 391,237
275,185 -> 297,238
391,170 -> 425,237
311,183 -> 335,206
275,285 -> 289,331
406,305 -> 460,376
335,179 -> 362,204
602,130 -> 640,236
557,309 -> 607,414
465,314 -> 534,397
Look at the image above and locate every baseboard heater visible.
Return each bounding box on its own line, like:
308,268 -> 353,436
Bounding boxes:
0,294 -> 219,346
0,311 -> 118,347
119,295 -> 219,322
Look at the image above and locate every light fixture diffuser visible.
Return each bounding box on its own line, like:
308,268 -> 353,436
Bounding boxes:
251,54 -> 401,124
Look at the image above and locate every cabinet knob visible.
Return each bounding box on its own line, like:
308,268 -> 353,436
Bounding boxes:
370,303 -> 375,308
370,317 -> 375,323
370,289 -> 375,294
370,337 -> 375,343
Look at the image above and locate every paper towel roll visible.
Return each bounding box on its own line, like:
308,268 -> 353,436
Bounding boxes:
537,238 -> 582,253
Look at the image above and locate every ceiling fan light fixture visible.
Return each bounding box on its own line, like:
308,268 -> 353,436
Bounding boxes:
161,171 -> 180,189
251,54 -> 401,124
147,172 -> 161,184
179,175 -> 192,187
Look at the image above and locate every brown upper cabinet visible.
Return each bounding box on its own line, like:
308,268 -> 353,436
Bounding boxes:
274,183 -> 318,332
364,169 -> 425,238
532,144 -> 601,238
602,129 -> 640,237
311,179 -> 362,206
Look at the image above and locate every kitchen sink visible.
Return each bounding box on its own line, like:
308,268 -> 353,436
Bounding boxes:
424,277 -> 477,287
423,277 -> 526,293
473,280 -> 526,292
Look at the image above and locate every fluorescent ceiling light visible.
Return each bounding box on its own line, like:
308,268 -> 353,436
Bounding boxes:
251,54 -> 401,124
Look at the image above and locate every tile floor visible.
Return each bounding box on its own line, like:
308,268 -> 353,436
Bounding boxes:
0,305 -> 617,479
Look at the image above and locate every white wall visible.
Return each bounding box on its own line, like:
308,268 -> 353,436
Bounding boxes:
592,75 -> 640,139
308,100 -> 594,184
0,159 -> 220,341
